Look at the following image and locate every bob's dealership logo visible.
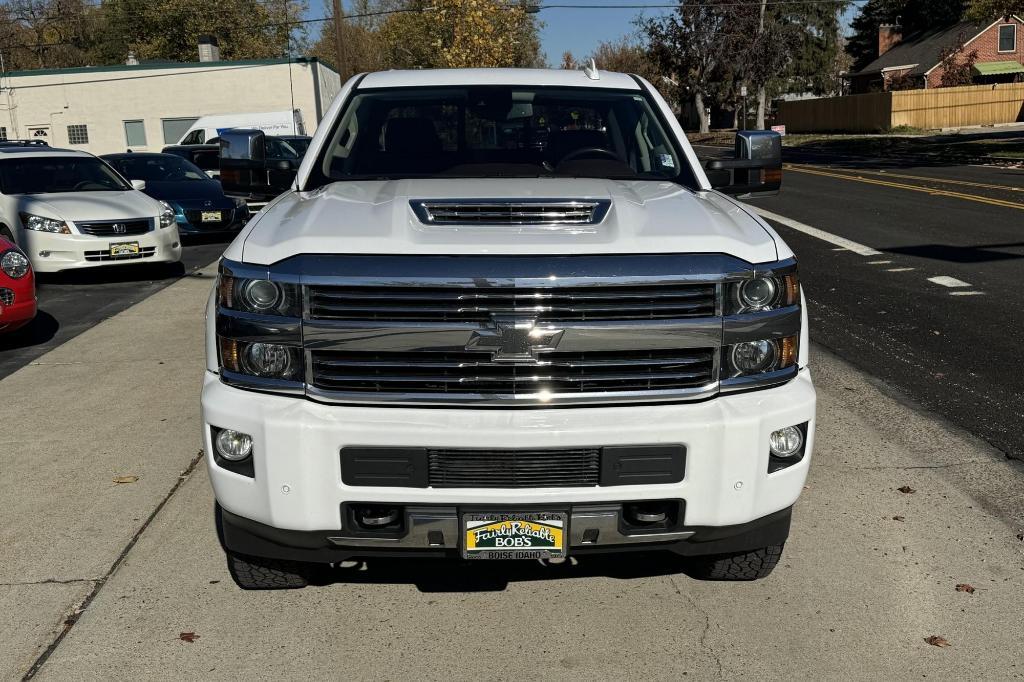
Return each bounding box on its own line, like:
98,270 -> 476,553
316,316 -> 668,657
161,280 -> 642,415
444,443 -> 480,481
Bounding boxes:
471,521 -> 556,548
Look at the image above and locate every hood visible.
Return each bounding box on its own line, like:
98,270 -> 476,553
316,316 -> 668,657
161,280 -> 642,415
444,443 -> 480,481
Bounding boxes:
20,191 -> 161,223
143,180 -> 232,206
239,179 -> 780,265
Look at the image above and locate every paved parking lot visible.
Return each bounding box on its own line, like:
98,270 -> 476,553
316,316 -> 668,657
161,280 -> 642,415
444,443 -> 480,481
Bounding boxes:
3,262 -> 1023,680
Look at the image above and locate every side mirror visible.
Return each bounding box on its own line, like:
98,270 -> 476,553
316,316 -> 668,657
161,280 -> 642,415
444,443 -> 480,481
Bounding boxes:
130,179 -> 146,191
219,129 -> 267,197
704,131 -> 782,198
273,159 -> 294,171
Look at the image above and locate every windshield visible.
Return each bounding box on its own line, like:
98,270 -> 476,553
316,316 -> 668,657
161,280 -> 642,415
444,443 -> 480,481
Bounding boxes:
314,86 -> 694,186
108,155 -> 208,182
265,137 -> 304,160
0,156 -> 131,194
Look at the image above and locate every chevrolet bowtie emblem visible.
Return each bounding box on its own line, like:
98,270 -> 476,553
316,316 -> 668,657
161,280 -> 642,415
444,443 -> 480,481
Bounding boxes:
466,316 -> 565,363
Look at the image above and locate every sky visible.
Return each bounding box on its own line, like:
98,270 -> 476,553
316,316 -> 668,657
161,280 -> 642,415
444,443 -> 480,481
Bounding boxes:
308,1 -> 862,67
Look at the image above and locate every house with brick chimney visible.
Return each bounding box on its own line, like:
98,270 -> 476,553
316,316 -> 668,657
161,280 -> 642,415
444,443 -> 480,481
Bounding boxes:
847,16 -> 1024,93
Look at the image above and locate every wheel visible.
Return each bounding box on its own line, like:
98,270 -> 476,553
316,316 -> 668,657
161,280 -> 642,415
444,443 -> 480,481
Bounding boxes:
225,551 -> 311,590
685,544 -> 784,581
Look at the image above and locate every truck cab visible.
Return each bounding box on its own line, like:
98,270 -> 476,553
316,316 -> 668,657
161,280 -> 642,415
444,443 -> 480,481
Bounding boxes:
202,68 -> 814,589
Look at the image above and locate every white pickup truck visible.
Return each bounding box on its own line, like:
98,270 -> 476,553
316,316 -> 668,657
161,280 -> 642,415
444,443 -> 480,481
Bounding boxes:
203,68 -> 815,589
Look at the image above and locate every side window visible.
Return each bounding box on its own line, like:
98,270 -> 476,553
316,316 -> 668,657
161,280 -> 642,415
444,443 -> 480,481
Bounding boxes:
67,124 -> 89,145
183,129 -> 205,145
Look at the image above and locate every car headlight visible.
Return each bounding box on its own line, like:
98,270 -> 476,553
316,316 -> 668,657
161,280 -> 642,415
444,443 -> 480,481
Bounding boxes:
218,272 -> 300,317
729,272 -> 799,313
20,213 -> 69,234
218,337 -> 303,382
158,201 -> 175,228
724,336 -> 798,378
1,250 -> 30,278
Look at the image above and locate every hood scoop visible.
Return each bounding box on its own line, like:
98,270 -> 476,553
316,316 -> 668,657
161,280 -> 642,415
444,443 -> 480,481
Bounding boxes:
410,199 -> 611,227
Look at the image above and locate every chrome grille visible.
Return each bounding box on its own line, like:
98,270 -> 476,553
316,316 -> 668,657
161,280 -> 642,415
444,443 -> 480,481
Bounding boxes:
84,246 -> 156,262
308,283 -> 717,322
0,288 -> 13,305
77,219 -> 151,236
428,448 -> 600,488
310,349 -> 716,397
411,199 -> 610,226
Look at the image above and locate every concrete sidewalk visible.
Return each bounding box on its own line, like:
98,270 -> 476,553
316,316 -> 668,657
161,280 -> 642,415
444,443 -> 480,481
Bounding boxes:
2,267 -> 1023,680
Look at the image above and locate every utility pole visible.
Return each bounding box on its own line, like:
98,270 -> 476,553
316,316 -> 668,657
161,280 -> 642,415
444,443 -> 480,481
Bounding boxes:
756,0 -> 767,130
331,0 -> 347,79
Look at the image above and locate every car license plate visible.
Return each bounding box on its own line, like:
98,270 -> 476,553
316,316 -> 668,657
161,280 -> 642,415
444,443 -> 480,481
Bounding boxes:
109,242 -> 140,257
201,211 -> 221,223
462,511 -> 567,560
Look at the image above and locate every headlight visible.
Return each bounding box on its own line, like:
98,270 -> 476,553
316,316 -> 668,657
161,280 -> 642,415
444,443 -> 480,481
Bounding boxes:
724,335 -> 798,378
20,213 -> 69,234
729,271 -> 799,313
158,201 -> 175,228
1,250 -> 30,278
218,272 -> 300,317
218,337 -> 303,381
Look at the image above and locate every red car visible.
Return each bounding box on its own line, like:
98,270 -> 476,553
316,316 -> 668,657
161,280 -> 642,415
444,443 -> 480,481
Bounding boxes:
0,236 -> 36,333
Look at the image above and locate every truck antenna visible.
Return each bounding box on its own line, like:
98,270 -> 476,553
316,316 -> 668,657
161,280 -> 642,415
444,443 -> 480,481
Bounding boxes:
583,58 -> 600,81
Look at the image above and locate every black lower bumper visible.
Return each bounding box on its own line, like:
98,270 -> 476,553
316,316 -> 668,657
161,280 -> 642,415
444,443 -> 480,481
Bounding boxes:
217,504 -> 793,564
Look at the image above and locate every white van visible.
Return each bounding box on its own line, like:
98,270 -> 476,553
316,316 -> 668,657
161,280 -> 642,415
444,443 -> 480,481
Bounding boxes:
176,110 -> 306,145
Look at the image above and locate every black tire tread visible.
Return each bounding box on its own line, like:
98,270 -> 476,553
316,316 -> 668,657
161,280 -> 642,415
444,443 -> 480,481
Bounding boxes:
688,544 -> 784,581
226,552 -> 310,590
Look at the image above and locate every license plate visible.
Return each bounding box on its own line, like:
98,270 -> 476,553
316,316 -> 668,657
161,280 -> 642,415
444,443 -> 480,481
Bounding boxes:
109,242 -> 140,257
462,511 -> 567,560
201,211 -> 221,223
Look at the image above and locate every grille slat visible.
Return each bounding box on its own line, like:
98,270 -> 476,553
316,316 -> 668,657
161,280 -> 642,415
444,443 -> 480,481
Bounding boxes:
77,219 -> 151,236
84,246 -> 157,262
309,284 -> 717,322
428,448 -> 600,488
0,288 -> 13,305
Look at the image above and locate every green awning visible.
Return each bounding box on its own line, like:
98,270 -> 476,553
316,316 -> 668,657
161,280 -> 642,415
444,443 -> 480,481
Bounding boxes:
972,60 -> 1024,76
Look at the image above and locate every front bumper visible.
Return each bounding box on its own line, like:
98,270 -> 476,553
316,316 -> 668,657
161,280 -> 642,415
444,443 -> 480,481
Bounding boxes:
22,227 -> 182,273
202,368 -> 816,557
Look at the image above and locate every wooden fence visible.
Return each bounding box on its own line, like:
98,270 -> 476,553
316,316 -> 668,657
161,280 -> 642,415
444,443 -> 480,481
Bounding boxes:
777,83 -> 1024,133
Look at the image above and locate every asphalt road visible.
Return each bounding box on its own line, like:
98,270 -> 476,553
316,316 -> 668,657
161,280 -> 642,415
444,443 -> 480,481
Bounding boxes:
695,145 -> 1024,461
0,235 -> 231,380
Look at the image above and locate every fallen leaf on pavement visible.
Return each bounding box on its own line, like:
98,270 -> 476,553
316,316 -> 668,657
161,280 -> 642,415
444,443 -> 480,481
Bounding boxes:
892,515 -> 905,522
179,632 -> 199,643
112,475 -> 139,484
924,635 -> 951,648
955,584 -> 975,594
897,485 -> 915,494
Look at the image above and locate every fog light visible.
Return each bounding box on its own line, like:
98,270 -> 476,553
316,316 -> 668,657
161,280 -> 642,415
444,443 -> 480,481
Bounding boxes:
215,429 -> 253,461
769,426 -> 804,459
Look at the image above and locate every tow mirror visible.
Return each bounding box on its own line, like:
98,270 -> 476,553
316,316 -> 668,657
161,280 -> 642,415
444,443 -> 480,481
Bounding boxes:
704,131 -> 782,198
219,129 -> 267,197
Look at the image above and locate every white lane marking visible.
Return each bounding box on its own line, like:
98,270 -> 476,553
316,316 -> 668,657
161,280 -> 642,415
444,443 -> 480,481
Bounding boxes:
949,291 -> 985,296
887,267 -> 915,272
928,276 -> 972,288
867,260 -> 892,264
751,207 -> 883,257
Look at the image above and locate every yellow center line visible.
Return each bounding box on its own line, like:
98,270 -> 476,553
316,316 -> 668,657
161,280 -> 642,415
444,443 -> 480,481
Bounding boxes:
784,165 -> 1024,212
785,163 -> 1023,193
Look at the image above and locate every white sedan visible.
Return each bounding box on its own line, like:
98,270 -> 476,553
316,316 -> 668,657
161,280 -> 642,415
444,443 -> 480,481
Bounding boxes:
0,145 -> 181,273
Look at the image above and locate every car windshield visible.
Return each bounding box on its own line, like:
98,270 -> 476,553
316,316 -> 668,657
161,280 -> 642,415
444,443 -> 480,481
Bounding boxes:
0,156 -> 131,194
108,155 -> 208,182
316,86 -> 694,185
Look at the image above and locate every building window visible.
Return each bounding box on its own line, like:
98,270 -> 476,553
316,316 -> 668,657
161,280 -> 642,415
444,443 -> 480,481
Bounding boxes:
999,24 -> 1017,53
124,120 -> 147,148
67,124 -> 89,145
0,127 -> 7,141
161,117 -> 199,145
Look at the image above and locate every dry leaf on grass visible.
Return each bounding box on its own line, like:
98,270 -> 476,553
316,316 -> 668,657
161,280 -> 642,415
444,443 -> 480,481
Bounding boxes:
179,632 -> 200,643
897,485 -> 915,494
924,635 -> 951,648
955,583 -> 975,594
112,475 -> 139,484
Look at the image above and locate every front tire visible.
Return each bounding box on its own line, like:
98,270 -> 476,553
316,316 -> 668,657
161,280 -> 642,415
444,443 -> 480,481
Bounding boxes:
225,551 -> 311,590
685,544 -> 784,581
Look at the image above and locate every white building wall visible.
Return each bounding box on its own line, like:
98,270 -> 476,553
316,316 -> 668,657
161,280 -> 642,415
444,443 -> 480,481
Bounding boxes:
0,59 -> 339,155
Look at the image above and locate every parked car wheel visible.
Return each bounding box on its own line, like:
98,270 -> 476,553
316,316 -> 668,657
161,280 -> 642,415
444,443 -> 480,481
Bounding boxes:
685,544 -> 784,581
225,551 -> 311,590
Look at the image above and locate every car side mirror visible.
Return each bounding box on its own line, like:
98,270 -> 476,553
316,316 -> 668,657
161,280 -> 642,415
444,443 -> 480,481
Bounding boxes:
704,131 -> 782,198
273,159 -> 294,171
130,179 -> 146,191
219,129 -> 267,196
